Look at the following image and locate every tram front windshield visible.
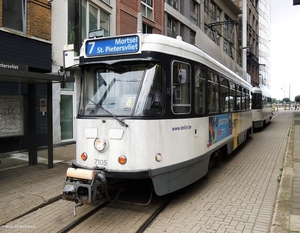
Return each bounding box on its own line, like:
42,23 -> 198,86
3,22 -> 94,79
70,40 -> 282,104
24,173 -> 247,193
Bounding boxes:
79,62 -> 164,117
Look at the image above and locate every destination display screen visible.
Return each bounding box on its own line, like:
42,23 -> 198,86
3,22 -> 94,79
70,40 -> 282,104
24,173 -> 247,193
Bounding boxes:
85,35 -> 140,57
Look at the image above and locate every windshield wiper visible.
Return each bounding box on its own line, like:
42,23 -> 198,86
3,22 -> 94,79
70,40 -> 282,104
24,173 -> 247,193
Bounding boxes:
88,99 -> 128,127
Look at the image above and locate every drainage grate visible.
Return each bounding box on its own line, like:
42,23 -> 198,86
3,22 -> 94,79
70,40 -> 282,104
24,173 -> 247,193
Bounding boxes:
295,120 -> 300,125
295,113 -> 300,118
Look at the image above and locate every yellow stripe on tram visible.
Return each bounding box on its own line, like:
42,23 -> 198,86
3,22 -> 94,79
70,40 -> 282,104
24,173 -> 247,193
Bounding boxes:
233,113 -> 239,149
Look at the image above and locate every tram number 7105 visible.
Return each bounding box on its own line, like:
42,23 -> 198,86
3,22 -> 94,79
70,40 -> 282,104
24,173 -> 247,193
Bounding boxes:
94,159 -> 108,166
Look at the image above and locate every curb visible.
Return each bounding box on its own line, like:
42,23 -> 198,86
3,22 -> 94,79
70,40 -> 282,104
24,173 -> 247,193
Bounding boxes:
270,118 -> 294,232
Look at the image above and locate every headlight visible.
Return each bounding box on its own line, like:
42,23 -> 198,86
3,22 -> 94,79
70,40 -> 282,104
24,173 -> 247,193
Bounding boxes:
155,153 -> 162,162
94,137 -> 107,152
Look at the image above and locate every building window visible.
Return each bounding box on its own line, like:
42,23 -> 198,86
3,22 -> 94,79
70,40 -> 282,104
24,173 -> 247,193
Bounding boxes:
211,2 -> 216,20
100,9 -> 110,37
68,0 -> 110,55
205,24 -> 219,45
167,16 -> 178,38
141,0 -> 153,20
210,1 -> 221,22
204,0 -> 209,13
224,14 -> 234,37
167,0 -> 179,10
190,30 -> 195,44
82,2 -> 110,38
190,0 -> 198,25
216,6 -> 220,22
89,4 -> 98,31
143,23 -> 153,33
223,14 -> 235,59
2,0 -> 27,32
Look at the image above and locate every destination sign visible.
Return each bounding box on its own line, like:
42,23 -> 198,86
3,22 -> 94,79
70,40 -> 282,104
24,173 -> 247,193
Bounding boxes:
85,35 -> 139,57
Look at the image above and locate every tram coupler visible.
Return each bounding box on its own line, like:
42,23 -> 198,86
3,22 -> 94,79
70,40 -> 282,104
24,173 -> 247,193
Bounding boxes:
62,168 -> 107,208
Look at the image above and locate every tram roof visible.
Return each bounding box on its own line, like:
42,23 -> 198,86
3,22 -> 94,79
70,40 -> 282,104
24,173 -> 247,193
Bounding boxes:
81,33 -> 251,88
252,86 -> 272,97
140,34 -> 252,88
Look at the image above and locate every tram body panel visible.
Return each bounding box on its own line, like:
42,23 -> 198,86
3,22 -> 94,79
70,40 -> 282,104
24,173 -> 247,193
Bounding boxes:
76,113 -> 252,171
76,117 -> 212,171
252,108 -> 272,128
74,110 -> 252,196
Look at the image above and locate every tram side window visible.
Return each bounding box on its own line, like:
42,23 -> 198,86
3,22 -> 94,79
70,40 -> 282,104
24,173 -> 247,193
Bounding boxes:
262,95 -> 267,108
229,82 -> 236,112
264,96 -> 272,109
220,77 -> 229,112
267,97 -> 272,108
172,61 -> 191,114
194,66 -> 205,114
207,71 -> 219,114
241,88 -> 245,110
245,89 -> 250,110
236,85 -> 241,111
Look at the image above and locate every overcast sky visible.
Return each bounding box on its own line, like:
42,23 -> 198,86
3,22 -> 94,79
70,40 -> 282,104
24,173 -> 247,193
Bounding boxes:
270,0 -> 300,100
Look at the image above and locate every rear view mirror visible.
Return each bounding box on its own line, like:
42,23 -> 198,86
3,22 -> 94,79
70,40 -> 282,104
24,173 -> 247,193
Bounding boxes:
178,69 -> 187,84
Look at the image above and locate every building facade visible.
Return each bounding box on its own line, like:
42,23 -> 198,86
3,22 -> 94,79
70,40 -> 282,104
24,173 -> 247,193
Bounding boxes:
258,0 -> 271,91
246,0 -> 260,87
0,0 -> 55,155
116,0 -> 163,35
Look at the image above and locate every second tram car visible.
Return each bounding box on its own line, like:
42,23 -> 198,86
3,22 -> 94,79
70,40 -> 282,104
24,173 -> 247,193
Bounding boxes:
62,32 -> 253,214
251,86 -> 273,129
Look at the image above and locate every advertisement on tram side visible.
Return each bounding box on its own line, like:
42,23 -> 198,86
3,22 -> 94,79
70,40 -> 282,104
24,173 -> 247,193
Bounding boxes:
209,114 -> 232,145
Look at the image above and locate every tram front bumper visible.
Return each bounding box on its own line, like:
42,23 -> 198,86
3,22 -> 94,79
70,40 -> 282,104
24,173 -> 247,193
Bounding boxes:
62,168 -> 106,204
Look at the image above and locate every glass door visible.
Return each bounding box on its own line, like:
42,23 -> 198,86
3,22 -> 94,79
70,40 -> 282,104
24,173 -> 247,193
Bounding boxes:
60,94 -> 73,140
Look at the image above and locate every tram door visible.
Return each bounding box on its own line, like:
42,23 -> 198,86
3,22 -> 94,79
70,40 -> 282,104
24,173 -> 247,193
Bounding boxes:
60,94 -> 74,140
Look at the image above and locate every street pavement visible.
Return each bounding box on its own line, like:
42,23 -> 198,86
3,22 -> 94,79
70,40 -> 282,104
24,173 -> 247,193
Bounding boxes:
0,144 -> 75,226
0,109 -> 299,232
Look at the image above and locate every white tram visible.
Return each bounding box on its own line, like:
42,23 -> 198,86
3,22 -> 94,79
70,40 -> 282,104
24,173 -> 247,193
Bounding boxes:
251,86 -> 273,129
62,32 -> 253,213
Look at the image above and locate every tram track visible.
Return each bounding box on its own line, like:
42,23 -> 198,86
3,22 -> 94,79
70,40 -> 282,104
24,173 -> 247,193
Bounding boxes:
58,192 -> 176,233
1,188 -> 176,233
136,193 -> 175,233
58,201 -> 110,233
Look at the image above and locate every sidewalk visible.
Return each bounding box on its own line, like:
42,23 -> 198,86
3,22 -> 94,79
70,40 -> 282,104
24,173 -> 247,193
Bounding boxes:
0,143 -> 76,225
0,143 -> 76,172
0,111 -> 299,232
271,111 -> 300,233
